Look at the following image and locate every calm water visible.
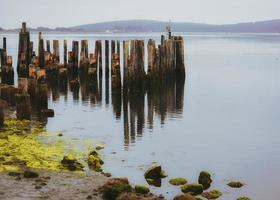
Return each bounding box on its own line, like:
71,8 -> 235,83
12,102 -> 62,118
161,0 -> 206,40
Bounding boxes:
1,32 -> 280,199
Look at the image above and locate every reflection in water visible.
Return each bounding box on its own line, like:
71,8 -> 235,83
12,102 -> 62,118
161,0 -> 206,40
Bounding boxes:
46,73 -> 185,148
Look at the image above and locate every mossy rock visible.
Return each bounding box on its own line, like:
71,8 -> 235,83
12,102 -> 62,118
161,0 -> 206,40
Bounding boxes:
198,171 -> 212,190
236,197 -> 251,200
181,183 -> 203,195
173,193 -> 196,200
169,178 -> 187,186
146,178 -> 161,187
61,154 -> 84,171
101,178 -> 132,200
202,189 -> 222,199
87,150 -> 104,171
135,185 -> 150,194
227,181 -> 244,188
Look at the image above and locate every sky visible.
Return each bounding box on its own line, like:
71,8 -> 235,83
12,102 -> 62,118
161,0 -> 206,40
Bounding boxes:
0,0 -> 279,29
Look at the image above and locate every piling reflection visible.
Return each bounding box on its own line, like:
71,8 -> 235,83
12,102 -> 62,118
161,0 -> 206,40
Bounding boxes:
46,73 -> 185,148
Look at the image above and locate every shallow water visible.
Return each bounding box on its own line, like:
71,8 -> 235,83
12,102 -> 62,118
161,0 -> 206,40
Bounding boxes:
1,32 -> 280,199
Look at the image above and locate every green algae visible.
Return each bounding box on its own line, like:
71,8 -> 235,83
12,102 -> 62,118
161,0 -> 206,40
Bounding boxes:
169,177 -> 188,186
0,117 -> 103,173
135,184 -> 150,194
236,197 -> 251,200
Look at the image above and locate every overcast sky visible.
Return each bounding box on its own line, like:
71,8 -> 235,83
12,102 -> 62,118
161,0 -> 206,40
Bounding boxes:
1,0 -> 279,29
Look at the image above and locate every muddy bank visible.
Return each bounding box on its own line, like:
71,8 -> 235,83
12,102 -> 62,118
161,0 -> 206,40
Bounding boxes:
0,170 -> 107,200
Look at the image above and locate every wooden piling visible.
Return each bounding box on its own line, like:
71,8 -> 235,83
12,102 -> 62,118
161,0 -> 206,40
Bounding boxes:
46,40 -> 50,53
53,40 -> 60,64
111,40 -> 115,67
147,39 -> 158,77
123,41 -> 129,78
17,22 -> 31,77
63,40 -> 67,66
174,36 -> 185,76
105,40 -> 109,79
15,94 -> 31,120
38,32 -> 45,68
3,37 -> 6,50
95,40 -> 102,78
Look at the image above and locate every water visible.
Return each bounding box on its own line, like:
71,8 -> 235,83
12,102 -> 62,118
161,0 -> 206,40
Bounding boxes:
1,32 -> 280,199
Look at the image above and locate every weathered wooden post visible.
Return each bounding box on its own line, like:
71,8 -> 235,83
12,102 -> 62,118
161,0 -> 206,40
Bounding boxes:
46,40 -> 51,53
16,78 -> 31,119
111,54 -> 121,90
80,40 -> 89,72
111,40 -> 115,67
17,22 -> 31,77
123,41 -> 129,78
147,39 -> 157,77
88,53 -> 97,87
116,40 -> 120,57
105,40 -> 109,80
3,37 -> 6,50
95,40 -> 102,78
63,40 -> 67,66
72,41 -> 79,69
53,40 -> 60,64
38,32 -> 45,68
1,55 -> 14,85
174,36 -> 185,77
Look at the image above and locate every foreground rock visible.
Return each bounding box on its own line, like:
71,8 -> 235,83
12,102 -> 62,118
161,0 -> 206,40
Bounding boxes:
201,189 -> 222,199
24,170 -> 39,178
144,164 -> 162,179
61,154 -> 84,171
198,171 -> 212,190
173,193 -> 196,200
181,183 -> 203,195
135,185 -> 150,194
100,178 -> 132,200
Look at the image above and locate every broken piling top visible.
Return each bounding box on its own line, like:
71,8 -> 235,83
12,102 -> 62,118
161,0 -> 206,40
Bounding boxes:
21,22 -> 27,33
3,37 -> 6,50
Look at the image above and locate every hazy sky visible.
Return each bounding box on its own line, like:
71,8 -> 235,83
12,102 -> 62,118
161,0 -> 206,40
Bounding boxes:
1,0 -> 279,29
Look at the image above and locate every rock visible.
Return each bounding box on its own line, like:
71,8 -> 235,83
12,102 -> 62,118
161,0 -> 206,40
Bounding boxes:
96,144 -> 104,150
227,181 -> 244,188
58,133 -> 63,137
101,178 -> 132,200
104,173 -> 112,177
181,183 -> 203,195
87,195 -> 93,199
24,170 -> 39,178
8,171 -> 21,177
201,189 -> 222,199
173,194 -> 196,200
169,178 -> 187,186
61,154 -> 84,171
117,193 -> 160,200
41,109 -> 54,117
144,164 -> 164,180
236,197 -> 251,200
135,185 -> 150,194
198,171 -> 212,190
87,150 -> 104,171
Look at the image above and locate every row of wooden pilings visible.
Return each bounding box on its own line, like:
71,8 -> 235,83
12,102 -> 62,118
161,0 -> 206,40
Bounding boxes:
0,22 -> 186,124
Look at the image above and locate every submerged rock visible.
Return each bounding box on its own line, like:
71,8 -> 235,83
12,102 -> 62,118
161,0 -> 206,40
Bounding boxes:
24,170 -> 39,178
181,183 -> 203,195
198,171 -> 212,190
173,194 -> 196,200
227,181 -> 244,188
100,178 -> 132,200
169,178 -> 188,186
201,189 -> 222,199
61,154 -> 84,171
135,185 -> 150,194
236,197 -> 251,200
144,164 -> 166,180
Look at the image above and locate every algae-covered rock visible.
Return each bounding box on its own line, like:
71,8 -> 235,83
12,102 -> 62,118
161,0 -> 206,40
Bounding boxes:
198,171 -> 212,190
173,193 -> 196,200
202,189 -> 222,199
135,185 -> 150,194
61,154 -> 84,171
227,181 -> 244,188
181,183 -> 203,195
87,150 -> 104,171
169,178 -> 188,186
236,197 -> 251,200
101,178 -> 132,200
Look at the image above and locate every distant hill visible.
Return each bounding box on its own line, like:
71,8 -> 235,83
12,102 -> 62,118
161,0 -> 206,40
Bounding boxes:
71,19 -> 280,33
1,19 -> 280,33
